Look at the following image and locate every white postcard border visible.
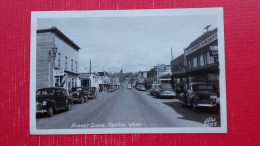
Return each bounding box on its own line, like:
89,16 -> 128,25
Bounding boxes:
30,8 -> 227,135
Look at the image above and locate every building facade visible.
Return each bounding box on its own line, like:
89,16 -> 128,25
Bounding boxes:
171,54 -> 186,84
184,28 -> 219,89
36,27 -> 80,92
79,73 -> 99,90
146,64 -> 171,84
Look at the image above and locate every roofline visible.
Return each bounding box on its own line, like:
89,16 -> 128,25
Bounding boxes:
37,26 -> 81,50
185,27 -> 218,51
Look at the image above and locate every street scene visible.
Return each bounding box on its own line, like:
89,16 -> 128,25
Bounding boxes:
35,14 -> 221,129
37,81 -> 220,129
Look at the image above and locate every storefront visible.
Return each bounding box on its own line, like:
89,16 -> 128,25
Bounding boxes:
53,68 -> 80,94
184,28 -> 219,90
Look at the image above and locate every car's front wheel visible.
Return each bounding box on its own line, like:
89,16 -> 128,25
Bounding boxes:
47,106 -> 54,117
84,96 -> 88,102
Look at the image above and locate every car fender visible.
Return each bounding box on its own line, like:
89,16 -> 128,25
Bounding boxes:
45,99 -> 56,110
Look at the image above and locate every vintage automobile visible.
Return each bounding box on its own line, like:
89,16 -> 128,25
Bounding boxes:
153,83 -> 175,98
180,82 -> 218,111
128,84 -> 132,89
86,87 -> 97,99
135,85 -> 140,90
149,84 -> 160,95
138,85 -> 146,91
36,87 -> 72,117
153,85 -> 161,97
158,83 -> 176,98
71,87 -> 89,103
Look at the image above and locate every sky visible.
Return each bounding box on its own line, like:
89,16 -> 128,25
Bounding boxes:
37,15 -> 217,73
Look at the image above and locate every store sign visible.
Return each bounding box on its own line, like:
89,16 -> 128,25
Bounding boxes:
185,32 -> 218,56
79,74 -> 90,80
54,69 -> 64,76
209,46 -> 218,56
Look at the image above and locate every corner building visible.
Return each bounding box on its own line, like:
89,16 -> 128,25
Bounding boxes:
184,28 -> 219,90
36,27 -> 80,92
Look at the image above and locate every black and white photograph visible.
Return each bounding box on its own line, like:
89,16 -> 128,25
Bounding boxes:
30,8 -> 227,134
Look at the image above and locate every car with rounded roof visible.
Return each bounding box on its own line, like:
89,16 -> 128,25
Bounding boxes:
36,87 -> 72,117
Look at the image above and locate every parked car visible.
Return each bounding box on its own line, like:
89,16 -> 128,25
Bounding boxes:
150,84 -> 160,96
135,85 -> 140,90
180,82 -> 218,111
128,84 -> 132,89
138,85 -> 146,91
71,87 -> 89,103
86,87 -> 97,99
36,87 -> 72,117
158,83 -> 176,98
153,85 -> 161,97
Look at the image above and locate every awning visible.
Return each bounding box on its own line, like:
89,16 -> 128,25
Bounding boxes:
172,72 -> 186,78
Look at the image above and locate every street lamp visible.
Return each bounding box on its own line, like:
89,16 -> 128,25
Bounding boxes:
48,47 -> 58,87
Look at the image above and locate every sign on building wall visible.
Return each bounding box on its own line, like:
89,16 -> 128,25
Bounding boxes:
53,69 -> 64,76
184,32 -> 218,66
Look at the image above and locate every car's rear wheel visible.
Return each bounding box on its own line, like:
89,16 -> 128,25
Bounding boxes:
47,106 -> 53,117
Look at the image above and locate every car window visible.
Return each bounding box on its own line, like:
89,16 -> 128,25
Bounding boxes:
42,90 -> 48,95
36,91 -> 41,95
193,84 -> 214,91
62,90 -> 67,95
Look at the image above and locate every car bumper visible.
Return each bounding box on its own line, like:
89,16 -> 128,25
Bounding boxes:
36,109 -> 47,114
195,103 -> 217,107
160,93 -> 176,97
36,103 -> 47,114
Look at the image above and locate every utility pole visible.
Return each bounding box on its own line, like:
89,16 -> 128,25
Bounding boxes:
90,59 -> 91,75
171,46 -> 173,61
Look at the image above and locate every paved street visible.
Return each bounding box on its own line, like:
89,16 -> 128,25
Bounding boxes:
37,84 -> 220,129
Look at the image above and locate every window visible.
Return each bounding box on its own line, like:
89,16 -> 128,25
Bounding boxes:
62,89 -> 67,95
193,56 -> 198,68
206,52 -> 214,64
204,53 -> 207,65
71,59 -> 73,71
55,89 -> 62,96
200,54 -> 204,67
65,56 -> 68,69
75,61 -> 77,72
58,53 -> 61,67
72,78 -> 74,87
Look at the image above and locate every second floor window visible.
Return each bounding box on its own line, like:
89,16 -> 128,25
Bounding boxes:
65,56 -> 68,69
71,59 -> 73,71
75,61 -> 77,72
58,53 -> 61,67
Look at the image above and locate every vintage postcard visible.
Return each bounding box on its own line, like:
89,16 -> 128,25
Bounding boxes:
30,8 -> 227,134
